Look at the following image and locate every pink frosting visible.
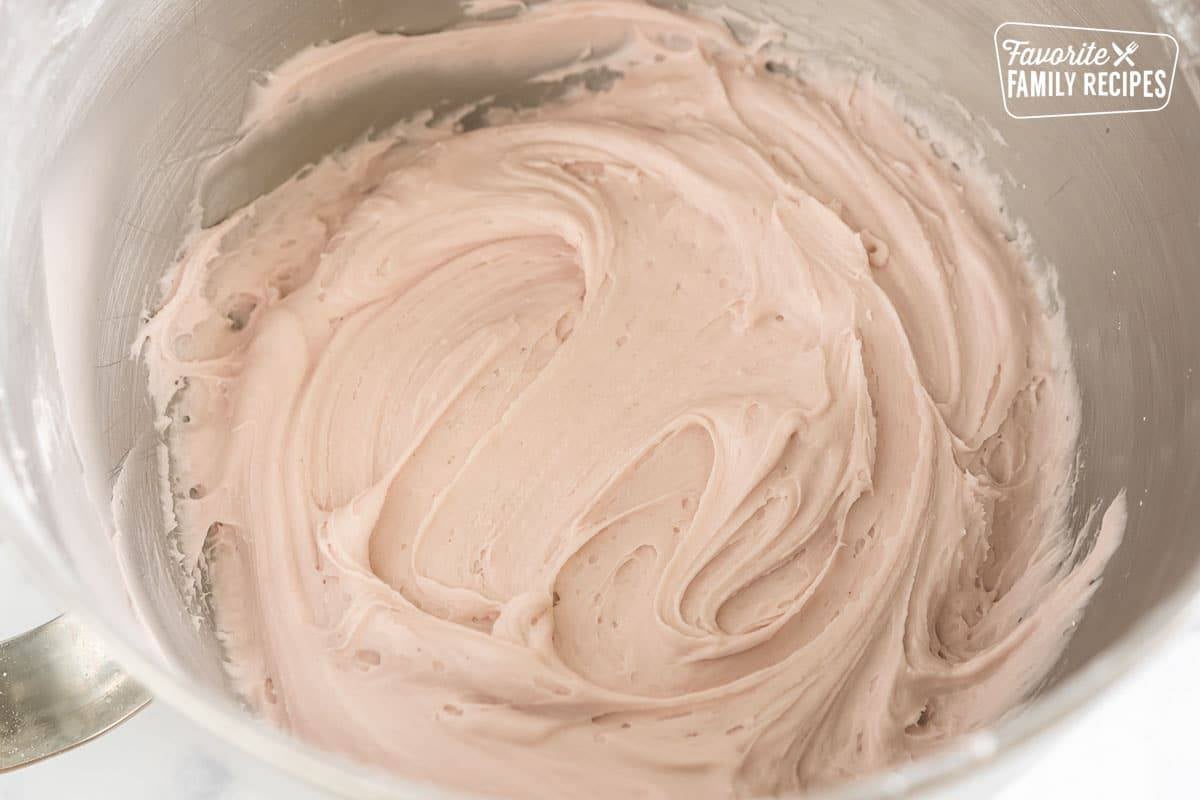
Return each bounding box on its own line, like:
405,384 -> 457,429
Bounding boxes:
139,2 -> 1124,797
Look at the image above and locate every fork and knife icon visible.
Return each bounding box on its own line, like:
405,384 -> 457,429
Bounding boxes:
1111,41 -> 1139,67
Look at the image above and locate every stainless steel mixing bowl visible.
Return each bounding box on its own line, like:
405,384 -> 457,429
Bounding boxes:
2,0 -> 1199,796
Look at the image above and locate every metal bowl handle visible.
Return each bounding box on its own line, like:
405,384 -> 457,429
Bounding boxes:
0,614 -> 151,770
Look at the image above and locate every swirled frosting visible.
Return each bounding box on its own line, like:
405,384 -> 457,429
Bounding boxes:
140,2 -> 1124,797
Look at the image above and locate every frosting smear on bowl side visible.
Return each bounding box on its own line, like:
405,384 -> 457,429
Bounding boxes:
138,2 -> 1125,797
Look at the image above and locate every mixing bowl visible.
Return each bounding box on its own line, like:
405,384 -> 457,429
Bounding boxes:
2,0 -> 1199,796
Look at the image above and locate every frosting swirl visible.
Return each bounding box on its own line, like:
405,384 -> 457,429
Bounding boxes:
141,3 -> 1123,797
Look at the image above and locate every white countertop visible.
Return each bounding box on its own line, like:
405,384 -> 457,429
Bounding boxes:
2,536 -> 1197,799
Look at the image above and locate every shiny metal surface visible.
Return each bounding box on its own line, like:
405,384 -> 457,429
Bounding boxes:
0,0 -> 1199,797
0,615 -> 150,770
